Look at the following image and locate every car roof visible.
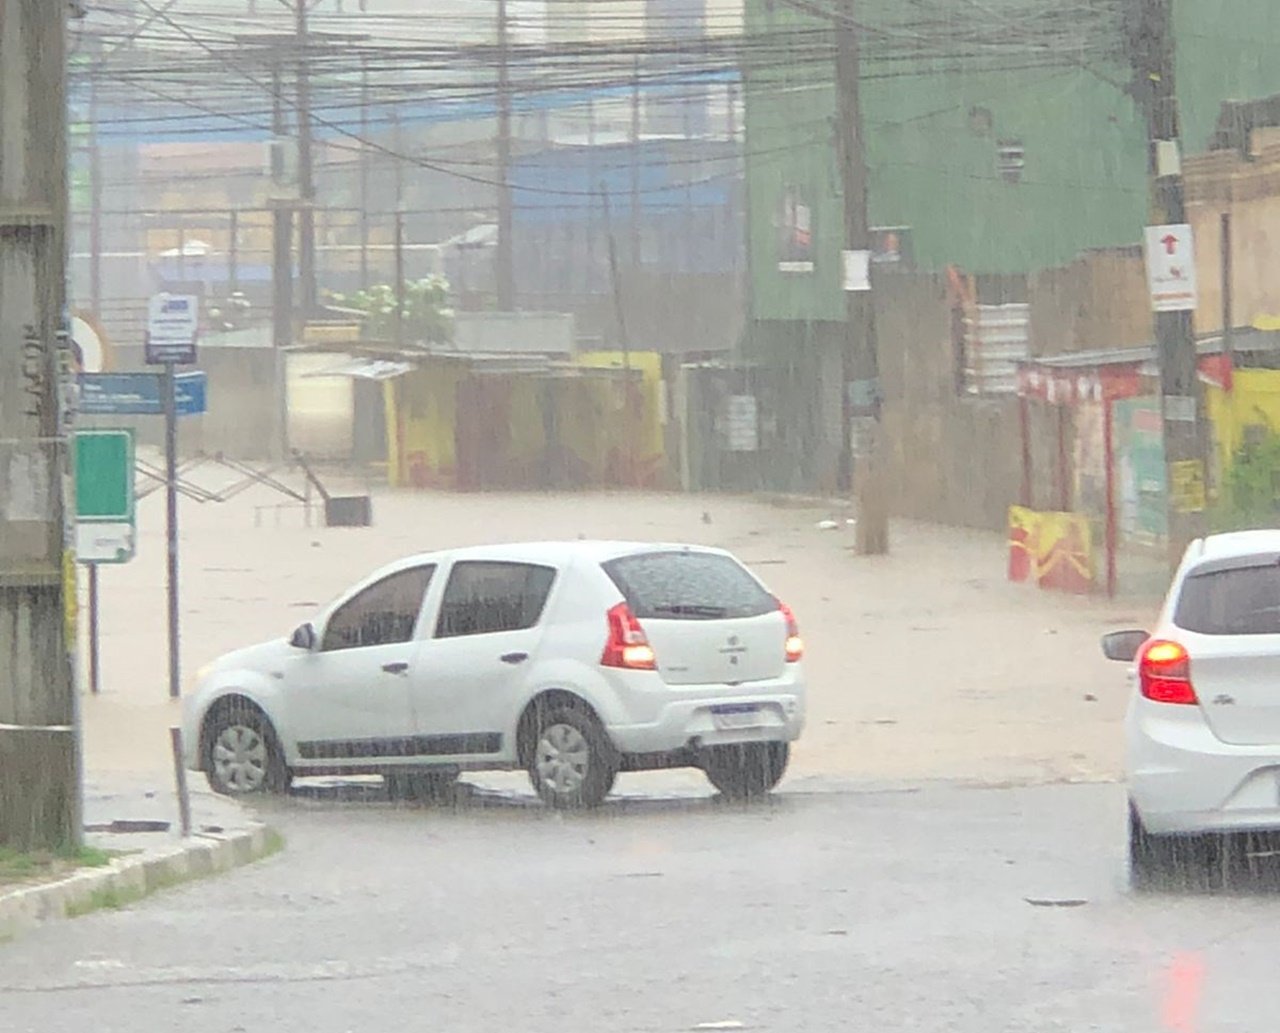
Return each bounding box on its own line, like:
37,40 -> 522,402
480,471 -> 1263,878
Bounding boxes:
1194,530 -> 1280,563
381,539 -> 732,574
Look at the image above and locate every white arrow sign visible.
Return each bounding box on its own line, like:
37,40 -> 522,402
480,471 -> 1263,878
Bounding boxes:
1144,224 -> 1199,313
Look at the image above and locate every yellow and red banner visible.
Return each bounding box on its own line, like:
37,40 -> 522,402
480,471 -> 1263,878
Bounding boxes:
1008,506 -> 1095,595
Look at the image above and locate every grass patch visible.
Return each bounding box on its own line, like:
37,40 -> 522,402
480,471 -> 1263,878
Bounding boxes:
0,844 -> 118,887
65,882 -> 145,919
262,828 -> 286,858
3,826 -> 285,930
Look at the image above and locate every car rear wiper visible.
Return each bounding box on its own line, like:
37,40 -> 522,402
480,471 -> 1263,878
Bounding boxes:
651,604 -> 728,618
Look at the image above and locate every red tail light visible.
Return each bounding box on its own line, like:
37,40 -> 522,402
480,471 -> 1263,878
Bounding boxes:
779,601 -> 804,663
602,603 -> 657,670
1139,639 -> 1197,705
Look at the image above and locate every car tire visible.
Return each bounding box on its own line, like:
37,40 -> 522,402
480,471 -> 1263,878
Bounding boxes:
527,704 -> 618,810
385,770 -> 460,803
203,702 -> 292,797
703,742 -> 789,800
1128,803 -> 1222,891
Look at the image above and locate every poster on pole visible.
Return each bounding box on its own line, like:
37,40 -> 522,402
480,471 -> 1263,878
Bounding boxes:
145,293 -> 199,365
1144,224 -> 1199,313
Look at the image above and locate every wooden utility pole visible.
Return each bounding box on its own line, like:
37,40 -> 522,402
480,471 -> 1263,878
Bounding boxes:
270,58 -> 294,460
630,55 -> 641,265
359,54 -> 370,290
295,0 -> 317,315
834,0 -> 888,554
0,0 -> 82,850
495,0 -> 515,309
1131,0 -> 1209,570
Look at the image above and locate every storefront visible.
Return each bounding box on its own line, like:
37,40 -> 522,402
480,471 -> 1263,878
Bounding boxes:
1013,346 -> 1233,597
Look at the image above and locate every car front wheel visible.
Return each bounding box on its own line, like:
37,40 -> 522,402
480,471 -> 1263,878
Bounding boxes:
527,705 -> 618,810
703,741 -> 789,800
204,703 -> 292,797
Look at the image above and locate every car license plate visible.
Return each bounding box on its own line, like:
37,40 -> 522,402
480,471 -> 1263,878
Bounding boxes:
712,705 -> 762,731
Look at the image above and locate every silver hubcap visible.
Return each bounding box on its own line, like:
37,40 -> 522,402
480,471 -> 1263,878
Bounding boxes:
212,724 -> 268,792
535,723 -> 590,796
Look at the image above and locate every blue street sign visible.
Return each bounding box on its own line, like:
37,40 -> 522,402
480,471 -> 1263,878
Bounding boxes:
78,371 -> 208,417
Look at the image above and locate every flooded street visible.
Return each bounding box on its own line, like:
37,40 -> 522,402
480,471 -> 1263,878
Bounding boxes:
82,482 -> 1139,789
4,782 -> 1276,1032
6,484 -> 1222,1033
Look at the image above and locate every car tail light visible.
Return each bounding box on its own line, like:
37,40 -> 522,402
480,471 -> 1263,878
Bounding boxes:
779,601 -> 804,663
1139,639 -> 1197,705
602,602 -> 657,670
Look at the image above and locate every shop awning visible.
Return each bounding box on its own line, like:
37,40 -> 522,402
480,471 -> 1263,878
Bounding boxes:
304,358 -> 415,381
1016,346 -> 1234,405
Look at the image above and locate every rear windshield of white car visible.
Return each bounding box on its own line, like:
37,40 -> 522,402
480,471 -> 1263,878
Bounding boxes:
1175,560 -> 1280,635
602,551 -> 776,621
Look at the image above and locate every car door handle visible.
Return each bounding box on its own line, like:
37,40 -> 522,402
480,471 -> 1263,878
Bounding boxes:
500,652 -> 529,665
382,661 -> 410,675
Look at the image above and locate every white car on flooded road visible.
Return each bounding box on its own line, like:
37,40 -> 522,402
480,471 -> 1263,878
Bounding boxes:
1104,530 -> 1280,885
183,540 -> 807,808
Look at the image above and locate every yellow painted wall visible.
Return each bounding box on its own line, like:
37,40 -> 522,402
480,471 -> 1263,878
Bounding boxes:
575,351 -> 665,479
385,351 -> 668,489
385,362 -> 463,488
1206,369 -> 1280,472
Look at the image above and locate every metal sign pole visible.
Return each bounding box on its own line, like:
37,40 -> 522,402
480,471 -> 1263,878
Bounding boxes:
88,563 -> 101,695
164,361 -> 181,700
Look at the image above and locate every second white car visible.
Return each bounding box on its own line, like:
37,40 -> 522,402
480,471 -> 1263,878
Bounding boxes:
1104,529 -> 1280,885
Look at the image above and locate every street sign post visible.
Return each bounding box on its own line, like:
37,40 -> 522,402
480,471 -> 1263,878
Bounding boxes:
1144,224 -> 1199,313
75,367 -> 207,702
78,371 -> 207,417
74,429 -> 136,695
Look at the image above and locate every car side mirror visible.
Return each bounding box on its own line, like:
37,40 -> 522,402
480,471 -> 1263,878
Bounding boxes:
1101,629 -> 1148,663
290,622 -> 317,651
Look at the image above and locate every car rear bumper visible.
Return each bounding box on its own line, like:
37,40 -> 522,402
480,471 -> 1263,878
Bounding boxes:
607,691 -> 805,755
1129,705 -> 1280,835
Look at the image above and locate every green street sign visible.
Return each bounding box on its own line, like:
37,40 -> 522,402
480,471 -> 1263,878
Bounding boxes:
75,429 -> 133,521
74,430 -> 136,565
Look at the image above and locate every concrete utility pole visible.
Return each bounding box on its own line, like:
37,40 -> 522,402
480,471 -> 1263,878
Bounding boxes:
1131,0 -> 1209,570
0,0 -> 82,850
88,35 -> 101,319
834,0 -> 889,555
495,0 -> 515,309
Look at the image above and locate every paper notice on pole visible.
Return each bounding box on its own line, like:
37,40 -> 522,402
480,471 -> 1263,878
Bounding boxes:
721,395 -> 759,452
1170,460 -> 1207,515
1144,225 -> 1198,312
842,249 -> 872,292
4,450 -> 49,522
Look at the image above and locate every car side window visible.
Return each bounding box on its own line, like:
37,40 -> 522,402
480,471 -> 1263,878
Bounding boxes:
435,562 -> 556,639
321,565 -> 436,652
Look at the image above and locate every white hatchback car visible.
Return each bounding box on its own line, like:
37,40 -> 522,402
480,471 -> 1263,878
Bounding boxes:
183,540 -> 807,808
1103,530 -> 1280,884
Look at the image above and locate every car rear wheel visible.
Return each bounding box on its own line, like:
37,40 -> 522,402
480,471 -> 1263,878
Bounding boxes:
703,742 -> 789,800
1129,803 -> 1223,891
528,706 -> 618,810
204,702 -> 291,797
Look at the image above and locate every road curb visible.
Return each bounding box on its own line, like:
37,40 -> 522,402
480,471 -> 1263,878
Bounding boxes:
0,823 -> 281,942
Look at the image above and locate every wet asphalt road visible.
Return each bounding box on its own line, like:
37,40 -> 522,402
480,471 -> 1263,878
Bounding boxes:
1,779 -> 1277,1033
